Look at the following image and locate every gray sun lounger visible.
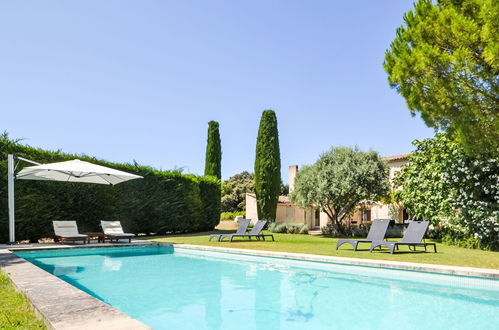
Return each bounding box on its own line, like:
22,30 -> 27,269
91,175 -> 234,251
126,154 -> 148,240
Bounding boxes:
220,220 -> 274,242
209,219 -> 251,242
370,220 -> 437,254
336,218 -> 390,251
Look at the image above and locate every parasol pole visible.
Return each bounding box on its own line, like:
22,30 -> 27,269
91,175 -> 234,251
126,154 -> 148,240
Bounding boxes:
8,154 -> 15,243
7,154 -> 41,243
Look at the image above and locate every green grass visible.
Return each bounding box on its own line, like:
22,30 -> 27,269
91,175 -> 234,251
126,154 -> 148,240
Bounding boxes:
0,270 -> 47,329
147,231 -> 499,269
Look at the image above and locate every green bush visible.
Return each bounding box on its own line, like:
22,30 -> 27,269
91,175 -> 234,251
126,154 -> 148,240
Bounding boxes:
220,211 -> 246,220
321,224 -> 370,238
395,134 -> 498,250
198,175 -> 221,230
268,222 -> 308,234
385,225 -> 404,238
0,134 -> 220,242
321,223 -> 340,237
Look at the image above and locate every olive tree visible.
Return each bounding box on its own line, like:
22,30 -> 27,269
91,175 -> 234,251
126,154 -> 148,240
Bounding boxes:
291,147 -> 389,233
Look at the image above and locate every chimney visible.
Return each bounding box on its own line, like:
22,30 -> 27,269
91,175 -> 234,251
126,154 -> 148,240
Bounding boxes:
288,165 -> 298,193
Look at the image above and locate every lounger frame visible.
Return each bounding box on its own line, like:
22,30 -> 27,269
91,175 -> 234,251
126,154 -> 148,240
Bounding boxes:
100,221 -> 135,243
209,219 -> 251,242
370,221 -> 437,254
53,221 -> 89,244
54,235 -> 89,244
336,219 -> 391,251
220,220 -> 274,242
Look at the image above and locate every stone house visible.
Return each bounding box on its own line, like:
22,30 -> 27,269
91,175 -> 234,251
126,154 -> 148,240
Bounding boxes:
245,154 -> 410,229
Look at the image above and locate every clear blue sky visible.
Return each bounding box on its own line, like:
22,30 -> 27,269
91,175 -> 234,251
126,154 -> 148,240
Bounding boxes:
0,1 -> 434,183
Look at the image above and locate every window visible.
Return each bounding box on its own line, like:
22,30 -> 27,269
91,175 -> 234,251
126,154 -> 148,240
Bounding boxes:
361,209 -> 371,223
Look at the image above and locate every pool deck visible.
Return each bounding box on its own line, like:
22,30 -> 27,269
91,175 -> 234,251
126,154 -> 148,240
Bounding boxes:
1,241 -> 498,329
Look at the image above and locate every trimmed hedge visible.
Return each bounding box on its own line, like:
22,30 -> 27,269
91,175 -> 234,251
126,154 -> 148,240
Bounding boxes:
0,134 -> 221,242
198,175 -> 222,230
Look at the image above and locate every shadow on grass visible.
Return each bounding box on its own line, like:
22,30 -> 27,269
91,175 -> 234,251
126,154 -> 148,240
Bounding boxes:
368,249 -> 434,254
216,239 -> 277,243
137,231 -> 226,240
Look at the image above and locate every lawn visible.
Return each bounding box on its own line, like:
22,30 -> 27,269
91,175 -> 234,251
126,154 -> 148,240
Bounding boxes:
0,270 -> 47,329
148,231 -> 499,269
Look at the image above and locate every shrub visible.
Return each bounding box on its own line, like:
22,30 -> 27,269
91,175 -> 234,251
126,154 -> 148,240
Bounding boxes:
351,225 -> 369,238
396,134 -> 499,250
321,223 -> 341,237
298,224 -> 309,235
220,211 -> 246,220
321,223 -> 370,238
268,223 -> 286,233
385,225 -> 404,238
268,222 -> 308,234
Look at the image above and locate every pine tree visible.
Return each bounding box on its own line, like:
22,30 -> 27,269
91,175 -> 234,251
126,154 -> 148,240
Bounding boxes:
204,121 -> 222,179
254,110 -> 281,222
384,0 -> 499,154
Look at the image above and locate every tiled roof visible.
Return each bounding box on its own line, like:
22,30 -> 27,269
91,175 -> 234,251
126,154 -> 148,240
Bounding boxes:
278,195 -> 292,204
382,153 -> 411,162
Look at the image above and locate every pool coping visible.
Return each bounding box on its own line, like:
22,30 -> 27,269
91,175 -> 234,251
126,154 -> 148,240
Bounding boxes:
172,244 -> 499,279
0,242 -> 153,330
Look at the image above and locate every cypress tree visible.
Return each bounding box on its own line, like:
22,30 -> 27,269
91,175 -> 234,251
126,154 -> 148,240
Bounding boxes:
204,121 -> 222,179
254,110 -> 281,222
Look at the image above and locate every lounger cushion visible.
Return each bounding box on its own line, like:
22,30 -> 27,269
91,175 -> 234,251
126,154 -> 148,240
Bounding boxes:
53,221 -> 87,238
101,221 -> 135,236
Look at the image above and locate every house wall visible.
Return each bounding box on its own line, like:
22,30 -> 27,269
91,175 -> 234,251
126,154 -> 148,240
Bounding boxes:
388,160 -> 406,180
277,204 -> 306,223
245,193 -> 318,228
245,157 -> 410,230
319,212 -> 329,228
245,193 -> 259,223
288,165 -> 298,193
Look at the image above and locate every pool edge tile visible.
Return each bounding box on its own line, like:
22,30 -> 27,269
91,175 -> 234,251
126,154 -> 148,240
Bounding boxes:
171,244 -> 499,279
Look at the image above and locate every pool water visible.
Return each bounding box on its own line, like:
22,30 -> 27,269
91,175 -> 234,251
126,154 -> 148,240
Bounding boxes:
15,245 -> 499,330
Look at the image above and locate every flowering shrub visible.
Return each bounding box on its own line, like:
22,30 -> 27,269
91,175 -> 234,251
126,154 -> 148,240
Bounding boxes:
442,155 -> 499,249
395,134 -> 499,250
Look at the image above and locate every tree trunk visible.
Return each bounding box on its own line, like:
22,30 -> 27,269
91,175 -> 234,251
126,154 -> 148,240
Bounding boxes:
324,205 -> 347,236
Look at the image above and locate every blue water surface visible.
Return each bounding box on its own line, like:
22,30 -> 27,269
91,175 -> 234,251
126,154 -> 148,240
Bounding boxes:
15,245 -> 499,330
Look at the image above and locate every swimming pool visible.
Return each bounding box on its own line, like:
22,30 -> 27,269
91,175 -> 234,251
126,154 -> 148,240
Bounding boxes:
15,245 -> 499,330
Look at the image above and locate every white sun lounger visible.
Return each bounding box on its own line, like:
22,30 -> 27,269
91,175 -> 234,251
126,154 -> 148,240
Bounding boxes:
53,221 -> 89,244
100,221 -> 135,243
